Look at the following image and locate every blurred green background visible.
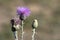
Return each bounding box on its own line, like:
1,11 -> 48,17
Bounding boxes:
0,0 -> 60,40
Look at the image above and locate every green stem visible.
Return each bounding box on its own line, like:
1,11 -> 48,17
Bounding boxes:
21,20 -> 24,40
14,31 -> 18,40
32,28 -> 36,40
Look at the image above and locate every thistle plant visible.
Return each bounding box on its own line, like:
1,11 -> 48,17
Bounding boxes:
10,18 -> 20,40
17,7 -> 31,40
10,7 -> 39,40
32,19 -> 38,40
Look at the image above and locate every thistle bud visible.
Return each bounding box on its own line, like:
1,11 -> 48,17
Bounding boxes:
32,19 -> 38,29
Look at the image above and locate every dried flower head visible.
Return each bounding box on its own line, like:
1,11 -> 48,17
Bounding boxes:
14,17 -> 20,25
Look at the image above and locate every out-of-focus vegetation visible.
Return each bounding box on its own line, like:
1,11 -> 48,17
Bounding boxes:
0,0 -> 60,40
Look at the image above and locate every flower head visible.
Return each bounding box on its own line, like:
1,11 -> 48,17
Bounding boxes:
14,17 -> 20,25
17,7 -> 31,17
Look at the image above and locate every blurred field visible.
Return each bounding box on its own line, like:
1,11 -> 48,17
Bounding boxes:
0,0 -> 60,40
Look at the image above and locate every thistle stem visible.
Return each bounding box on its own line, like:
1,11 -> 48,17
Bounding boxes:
32,28 -> 36,40
21,20 -> 24,40
14,31 -> 18,40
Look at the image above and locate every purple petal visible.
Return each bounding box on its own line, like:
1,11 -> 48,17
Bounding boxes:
17,7 -> 31,17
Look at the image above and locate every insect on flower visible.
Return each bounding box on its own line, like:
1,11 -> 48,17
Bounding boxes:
17,7 -> 31,20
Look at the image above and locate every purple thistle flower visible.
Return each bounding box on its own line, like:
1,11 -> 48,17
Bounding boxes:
17,7 -> 31,17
